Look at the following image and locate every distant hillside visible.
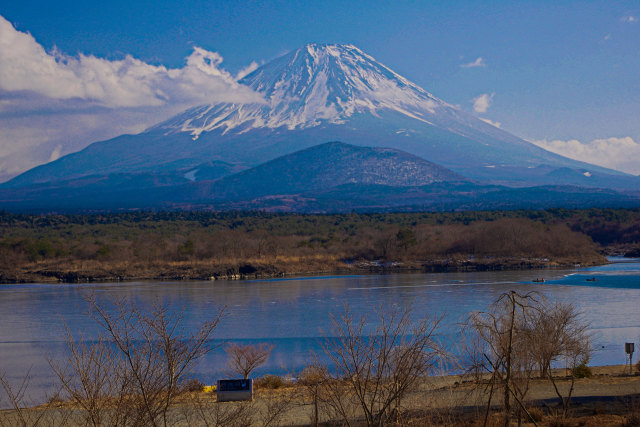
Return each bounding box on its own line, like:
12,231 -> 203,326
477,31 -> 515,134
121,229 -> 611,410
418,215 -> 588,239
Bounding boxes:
191,182 -> 640,213
1,142 -> 639,213
203,141 -> 464,199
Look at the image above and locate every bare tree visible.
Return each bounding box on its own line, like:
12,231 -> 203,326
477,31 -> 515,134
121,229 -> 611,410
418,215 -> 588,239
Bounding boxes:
526,301 -> 590,379
48,329 -> 130,427
225,343 -> 274,379
525,301 -> 591,417
0,369 -> 69,427
0,369 -> 44,427
298,364 -> 329,426
256,390 -> 298,427
464,291 -> 541,427
465,292 -> 592,426
319,304 -> 443,427
50,295 -> 224,427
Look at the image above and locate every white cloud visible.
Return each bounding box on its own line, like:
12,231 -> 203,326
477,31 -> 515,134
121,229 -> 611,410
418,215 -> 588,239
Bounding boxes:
461,57 -> 486,68
480,118 -> 501,128
0,16 -> 263,107
530,137 -> 640,175
621,15 -> 637,23
0,15 -> 265,181
472,93 -> 494,113
235,61 -> 259,80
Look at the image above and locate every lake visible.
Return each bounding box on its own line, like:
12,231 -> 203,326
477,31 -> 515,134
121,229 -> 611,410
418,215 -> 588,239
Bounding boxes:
1,257 -> 639,404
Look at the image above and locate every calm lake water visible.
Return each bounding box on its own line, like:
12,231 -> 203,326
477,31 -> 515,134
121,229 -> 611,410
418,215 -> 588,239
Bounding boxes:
1,257 -> 639,403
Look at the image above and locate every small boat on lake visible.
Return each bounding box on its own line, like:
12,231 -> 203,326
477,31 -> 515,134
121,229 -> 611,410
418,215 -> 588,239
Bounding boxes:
532,278 -> 546,283
586,277 -> 597,282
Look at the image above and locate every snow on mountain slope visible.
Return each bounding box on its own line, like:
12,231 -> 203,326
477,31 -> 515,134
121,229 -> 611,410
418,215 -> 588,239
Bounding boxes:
150,43 -> 621,179
154,44 -> 447,139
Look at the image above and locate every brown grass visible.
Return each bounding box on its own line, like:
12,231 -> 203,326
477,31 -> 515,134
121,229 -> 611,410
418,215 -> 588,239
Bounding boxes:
4,365 -> 639,426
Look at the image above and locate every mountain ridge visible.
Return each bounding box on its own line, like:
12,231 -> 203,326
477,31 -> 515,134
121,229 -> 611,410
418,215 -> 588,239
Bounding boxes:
1,43 -> 638,212
0,141 -> 638,213
194,141 -> 465,199
5,43 -> 632,189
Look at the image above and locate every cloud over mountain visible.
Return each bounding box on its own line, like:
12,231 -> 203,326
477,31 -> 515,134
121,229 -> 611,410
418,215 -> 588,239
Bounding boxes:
472,93 -> 493,113
0,15 -> 262,107
461,57 -> 486,68
0,14 -> 262,181
531,137 -> 640,175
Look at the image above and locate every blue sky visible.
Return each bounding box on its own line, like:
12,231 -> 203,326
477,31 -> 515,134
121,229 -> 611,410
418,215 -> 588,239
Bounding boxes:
1,0 -> 639,179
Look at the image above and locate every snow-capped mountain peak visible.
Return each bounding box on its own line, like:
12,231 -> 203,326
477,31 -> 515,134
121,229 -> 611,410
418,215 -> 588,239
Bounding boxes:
156,43 -> 450,139
8,44 -> 635,199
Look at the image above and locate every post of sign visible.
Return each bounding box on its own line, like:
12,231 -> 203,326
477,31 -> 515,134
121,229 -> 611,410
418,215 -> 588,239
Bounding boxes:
625,342 -> 634,375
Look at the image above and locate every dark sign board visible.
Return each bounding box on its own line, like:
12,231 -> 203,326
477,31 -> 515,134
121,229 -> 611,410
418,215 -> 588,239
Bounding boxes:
218,379 -> 252,392
217,379 -> 253,402
625,343 -> 635,354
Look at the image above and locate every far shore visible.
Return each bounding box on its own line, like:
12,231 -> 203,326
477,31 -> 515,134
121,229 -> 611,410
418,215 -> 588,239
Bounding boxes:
5,209 -> 636,287
0,254 -> 608,284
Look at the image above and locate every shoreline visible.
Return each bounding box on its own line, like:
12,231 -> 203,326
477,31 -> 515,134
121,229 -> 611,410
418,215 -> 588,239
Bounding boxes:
0,255 -> 607,284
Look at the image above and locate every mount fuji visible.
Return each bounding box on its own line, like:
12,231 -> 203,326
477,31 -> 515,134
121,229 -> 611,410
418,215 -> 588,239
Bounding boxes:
2,43 -> 638,211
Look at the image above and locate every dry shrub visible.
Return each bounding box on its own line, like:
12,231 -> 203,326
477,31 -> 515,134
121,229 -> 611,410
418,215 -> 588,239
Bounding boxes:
254,375 -> 288,390
49,295 -> 224,426
547,410 -> 574,427
184,378 -> 205,393
464,291 -> 541,426
318,303 -> 443,426
527,406 -> 545,422
527,301 -> 591,379
255,390 -> 299,427
298,365 -> 329,426
0,369 -> 70,427
572,362 -> 593,379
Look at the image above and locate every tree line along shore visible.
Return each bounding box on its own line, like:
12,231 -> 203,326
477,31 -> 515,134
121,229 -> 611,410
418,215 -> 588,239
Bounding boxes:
0,208 -> 638,283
